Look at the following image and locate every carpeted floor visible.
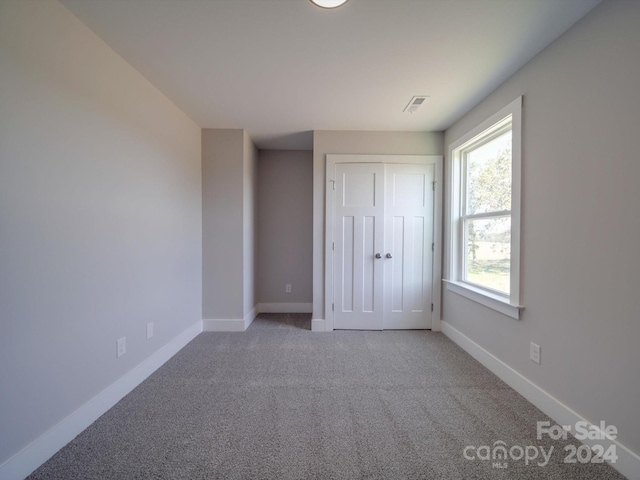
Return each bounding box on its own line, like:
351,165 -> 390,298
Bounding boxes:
29,314 -> 625,479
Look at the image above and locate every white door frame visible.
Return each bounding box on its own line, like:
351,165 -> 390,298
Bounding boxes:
324,154 -> 443,332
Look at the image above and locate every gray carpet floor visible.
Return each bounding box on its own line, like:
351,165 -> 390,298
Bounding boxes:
28,314 -> 625,479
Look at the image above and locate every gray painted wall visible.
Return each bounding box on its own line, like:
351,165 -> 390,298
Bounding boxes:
243,132 -> 258,317
202,129 -> 245,320
202,129 -> 258,321
0,0 -> 202,465
442,0 -> 640,457
258,150 -> 313,304
312,131 -> 444,321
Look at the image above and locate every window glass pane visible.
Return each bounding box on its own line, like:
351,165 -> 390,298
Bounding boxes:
465,216 -> 511,294
466,130 -> 512,215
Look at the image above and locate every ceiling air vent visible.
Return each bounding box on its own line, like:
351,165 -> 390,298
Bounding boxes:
403,96 -> 429,113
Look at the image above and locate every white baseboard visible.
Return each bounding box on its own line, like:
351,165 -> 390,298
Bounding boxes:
441,321 -> 640,480
202,318 -> 245,332
0,320 -> 203,480
244,305 -> 257,330
203,306 -> 257,333
258,303 -> 312,313
206,304 -> 317,332
311,318 -> 326,332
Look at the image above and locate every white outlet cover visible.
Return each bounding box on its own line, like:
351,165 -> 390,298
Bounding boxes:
146,322 -> 154,339
117,337 -> 126,358
530,342 -> 541,364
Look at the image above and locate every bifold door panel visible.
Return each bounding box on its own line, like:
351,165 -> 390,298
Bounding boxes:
383,165 -> 434,329
334,164 -> 385,330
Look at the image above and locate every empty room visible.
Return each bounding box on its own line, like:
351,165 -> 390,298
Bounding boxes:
1,0 -> 639,479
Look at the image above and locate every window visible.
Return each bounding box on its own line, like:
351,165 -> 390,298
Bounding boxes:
446,97 -> 522,319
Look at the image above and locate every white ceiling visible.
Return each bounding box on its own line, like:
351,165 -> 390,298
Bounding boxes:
60,0 -> 600,150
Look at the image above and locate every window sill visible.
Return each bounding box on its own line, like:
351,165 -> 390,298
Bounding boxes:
444,280 -> 523,320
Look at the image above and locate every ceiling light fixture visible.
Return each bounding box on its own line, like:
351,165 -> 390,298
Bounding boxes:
310,0 -> 349,9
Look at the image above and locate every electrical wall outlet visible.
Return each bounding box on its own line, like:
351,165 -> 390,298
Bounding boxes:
146,322 -> 154,340
530,342 -> 541,364
285,283 -> 292,293
117,337 -> 126,358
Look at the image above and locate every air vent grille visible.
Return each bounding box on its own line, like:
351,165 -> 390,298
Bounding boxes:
403,95 -> 429,113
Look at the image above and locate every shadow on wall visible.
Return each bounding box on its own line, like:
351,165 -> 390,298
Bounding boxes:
257,131 -> 313,150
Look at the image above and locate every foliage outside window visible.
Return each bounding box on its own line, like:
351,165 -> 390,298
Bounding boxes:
462,126 -> 512,294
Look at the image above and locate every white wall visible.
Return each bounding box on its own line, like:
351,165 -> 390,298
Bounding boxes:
443,0 -> 640,462
312,131 -> 444,322
0,0 -> 202,468
258,150 -> 313,305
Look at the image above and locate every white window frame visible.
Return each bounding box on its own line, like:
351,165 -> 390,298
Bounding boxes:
445,96 -> 523,319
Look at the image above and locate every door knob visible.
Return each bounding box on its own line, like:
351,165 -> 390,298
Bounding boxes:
386,253 -> 393,259
375,253 -> 382,259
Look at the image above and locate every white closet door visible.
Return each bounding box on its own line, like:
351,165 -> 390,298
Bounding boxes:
332,162 -> 434,330
333,163 -> 385,330
383,164 -> 435,329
